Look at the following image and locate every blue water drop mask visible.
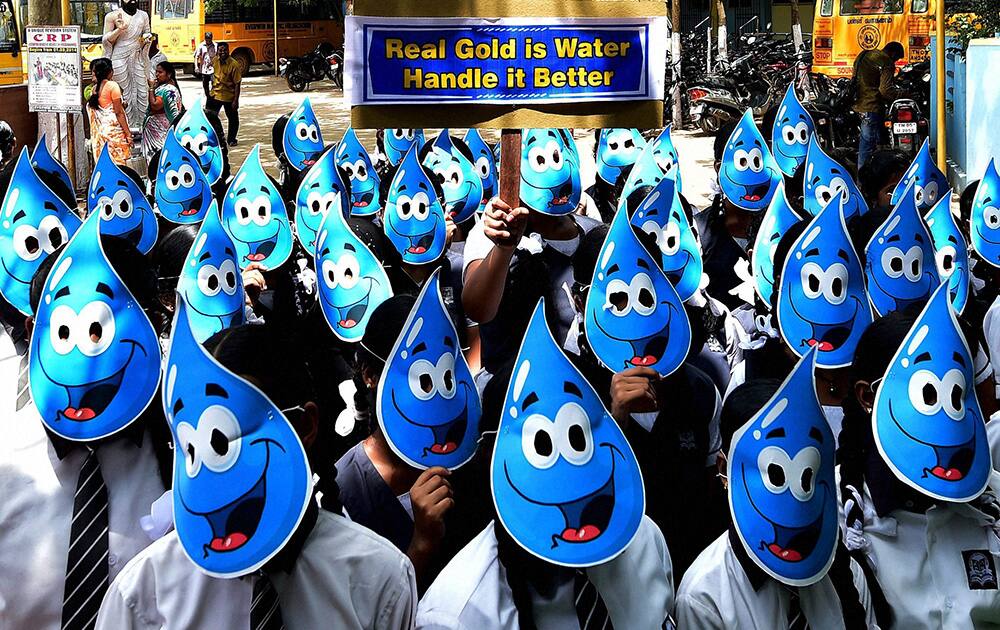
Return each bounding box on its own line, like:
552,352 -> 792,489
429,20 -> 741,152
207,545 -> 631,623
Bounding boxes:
729,347 -> 838,587
174,101 -> 225,184
164,294 -> 312,578
970,158 -> 1000,269
87,145 -> 159,254
177,201 -> 246,343
0,148 -> 82,315
155,132 -> 214,224
803,135 -> 868,220
421,130 -> 483,224
314,207 -> 393,342
618,126 -> 681,209
28,212 -> 160,441
335,127 -> 381,216
491,299 -> 645,567
376,270 -> 481,469
585,207 -> 691,376
221,144 -> 293,270
520,128 -> 581,215
463,128 -> 497,213
31,134 -> 75,194
752,182 -> 801,307
889,139 -> 949,213
384,145 -> 447,265
771,85 -> 815,178
294,145 -> 351,250
282,97 -> 325,172
864,180 -> 940,317
776,197 -> 873,369
924,191 -> 970,314
872,282 -> 991,502
596,128 -> 646,187
719,110 -> 782,212
384,128 -> 424,167
629,174 -> 703,302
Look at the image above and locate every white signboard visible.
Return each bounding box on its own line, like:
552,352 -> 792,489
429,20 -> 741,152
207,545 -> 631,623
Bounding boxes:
26,26 -> 82,114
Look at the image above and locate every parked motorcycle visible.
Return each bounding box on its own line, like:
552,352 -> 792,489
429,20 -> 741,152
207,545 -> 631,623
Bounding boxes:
279,42 -> 342,92
885,62 -> 931,155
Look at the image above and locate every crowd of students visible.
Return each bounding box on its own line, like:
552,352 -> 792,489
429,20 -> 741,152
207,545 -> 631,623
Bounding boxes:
2,81 -> 1000,630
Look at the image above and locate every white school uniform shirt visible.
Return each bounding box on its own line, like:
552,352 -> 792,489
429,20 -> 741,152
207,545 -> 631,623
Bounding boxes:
96,509 -> 417,629
0,402 -> 166,629
675,531 -> 877,630
416,516 -> 673,630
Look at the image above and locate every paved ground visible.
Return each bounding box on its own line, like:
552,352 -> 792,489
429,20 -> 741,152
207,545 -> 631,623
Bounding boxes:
175,71 -> 719,209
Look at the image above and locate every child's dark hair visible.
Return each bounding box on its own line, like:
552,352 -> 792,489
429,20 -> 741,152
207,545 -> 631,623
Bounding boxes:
858,150 -> 909,210
152,224 -> 199,302
88,58 -> 114,110
720,378 -> 782,454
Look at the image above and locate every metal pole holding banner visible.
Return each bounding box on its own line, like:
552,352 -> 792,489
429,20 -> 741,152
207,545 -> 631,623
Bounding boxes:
66,112 -> 76,191
934,0 -> 946,172
273,0 -> 279,76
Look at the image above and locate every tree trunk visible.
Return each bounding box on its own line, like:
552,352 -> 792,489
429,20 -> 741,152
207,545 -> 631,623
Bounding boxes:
716,0 -> 728,62
672,0 -> 682,128
28,0 -> 62,25
790,0 -> 804,51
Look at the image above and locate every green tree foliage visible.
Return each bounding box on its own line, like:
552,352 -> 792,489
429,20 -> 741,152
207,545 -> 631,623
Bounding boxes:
947,0 -> 1000,54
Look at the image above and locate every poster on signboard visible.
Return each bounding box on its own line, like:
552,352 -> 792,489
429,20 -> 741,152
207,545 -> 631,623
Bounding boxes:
26,26 -> 82,114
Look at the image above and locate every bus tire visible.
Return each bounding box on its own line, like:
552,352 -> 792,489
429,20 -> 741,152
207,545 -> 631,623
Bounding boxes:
232,49 -> 253,75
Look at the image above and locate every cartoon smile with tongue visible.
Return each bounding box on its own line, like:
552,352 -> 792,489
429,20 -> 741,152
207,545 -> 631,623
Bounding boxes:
164,294 -> 312,578
776,197 -> 873,369
729,347 -> 839,586
873,282 -> 991,502
420,130 -> 483,224
376,270 -> 481,469
719,110 -> 782,212
28,211 -> 160,441
155,132 -> 213,224
335,127 -> 381,217
384,145 -> 447,265
492,299 -> 644,566
87,145 -> 159,255
519,128 -> 581,216
585,207 -> 691,378
221,144 -> 292,270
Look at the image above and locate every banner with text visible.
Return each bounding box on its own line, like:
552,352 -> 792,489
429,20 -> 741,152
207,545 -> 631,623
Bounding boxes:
345,16 -> 667,107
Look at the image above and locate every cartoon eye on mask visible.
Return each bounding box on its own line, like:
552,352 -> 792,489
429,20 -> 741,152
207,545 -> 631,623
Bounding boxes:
1,148 -> 83,316
421,130 -> 483,224
596,128 -> 647,187
970,158 -> 1000,269
30,134 -> 75,195
314,207 -> 392,342
163,294 -> 312,577
174,102 -> 225,184
384,128 -> 424,168
221,144 -> 293,270
384,145 -> 447,265
618,126 -> 681,210
629,174 -> 703,302
864,180 -> 940,317
889,139 -> 949,214
177,201 -> 246,343
776,197 -> 873,369
87,145 -> 159,254
728,346 -> 838,586
924,191 -> 970,314
719,110 -> 782,212
752,182 -> 802,307
520,129 -> 581,216
586,206 -> 691,377
294,145 -> 351,250
463,128 -> 497,214
803,135 -> 868,220
771,85 -> 816,178
155,132 -> 214,224
283,97 -> 325,172
335,127 -> 381,217
376,270 -> 481,469
872,282 -> 991,502
28,212 -> 160,441
491,299 -> 644,567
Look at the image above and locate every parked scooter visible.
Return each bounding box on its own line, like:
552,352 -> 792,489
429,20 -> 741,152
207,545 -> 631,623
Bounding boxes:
885,62 -> 931,155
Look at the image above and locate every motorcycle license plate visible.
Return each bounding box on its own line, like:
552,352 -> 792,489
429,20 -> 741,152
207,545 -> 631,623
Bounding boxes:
894,122 -> 917,134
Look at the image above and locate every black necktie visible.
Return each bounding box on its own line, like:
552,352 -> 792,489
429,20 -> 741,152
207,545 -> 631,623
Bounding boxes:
574,570 -> 611,630
787,589 -> 810,630
251,574 -> 284,630
61,449 -> 110,630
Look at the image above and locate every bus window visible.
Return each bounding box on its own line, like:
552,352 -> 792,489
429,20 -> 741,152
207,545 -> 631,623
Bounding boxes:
68,1 -> 118,34
841,0 -> 903,14
820,0 -> 834,16
0,0 -> 18,52
159,0 -> 193,19
911,0 -> 929,13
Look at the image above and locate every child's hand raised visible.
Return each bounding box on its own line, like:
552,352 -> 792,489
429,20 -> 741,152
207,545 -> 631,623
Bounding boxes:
483,198 -> 529,250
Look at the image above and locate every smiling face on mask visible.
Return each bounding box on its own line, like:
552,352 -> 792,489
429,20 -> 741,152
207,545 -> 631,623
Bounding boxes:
383,145 -> 447,265
492,299 -> 644,567
87,145 -> 158,254
463,128 -> 497,214
596,128 -> 646,187
28,213 -> 161,441
924,191 -> 970,314
294,145 -> 351,250
719,110 -> 782,212
872,282 -> 991,502
155,132 -> 214,224
752,182 -> 801,307
771,85 -> 815,178
729,347 -> 838,586
970,158 -> 1000,269
174,104 -> 225,185
221,144 -> 293,270
864,180 -> 940,317
889,139 -> 949,214
282,98 -> 325,172
0,148 -> 81,315
335,128 -> 380,217
421,131 -> 483,224
803,136 -> 868,220
520,128 -> 581,215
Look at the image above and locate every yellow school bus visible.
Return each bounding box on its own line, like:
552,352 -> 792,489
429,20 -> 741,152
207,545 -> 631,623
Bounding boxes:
0,0 -> 21,85
813,0 -> 936,77
152,0 -> 344,74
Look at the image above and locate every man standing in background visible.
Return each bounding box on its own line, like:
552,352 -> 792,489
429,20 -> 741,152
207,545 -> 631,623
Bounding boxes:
194,31 -> 216,96
852,41 -> 905,168
206,42 -> 242,147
